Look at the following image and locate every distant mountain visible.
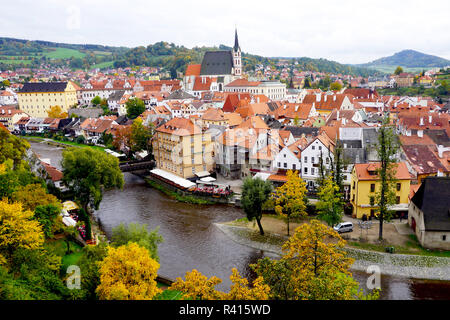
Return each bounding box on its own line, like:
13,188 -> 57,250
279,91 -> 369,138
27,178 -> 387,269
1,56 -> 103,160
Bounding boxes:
357,50 -> 450,69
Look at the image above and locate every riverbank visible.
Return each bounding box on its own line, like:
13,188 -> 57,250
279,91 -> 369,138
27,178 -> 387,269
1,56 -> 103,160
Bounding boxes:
216,219 -> 450,281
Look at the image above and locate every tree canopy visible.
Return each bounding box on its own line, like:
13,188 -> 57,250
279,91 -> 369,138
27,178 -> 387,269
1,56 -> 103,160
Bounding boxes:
241,177 -> 273,235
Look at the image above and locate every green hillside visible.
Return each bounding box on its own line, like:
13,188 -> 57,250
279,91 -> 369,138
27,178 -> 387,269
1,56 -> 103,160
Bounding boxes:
357,50 -> 450,72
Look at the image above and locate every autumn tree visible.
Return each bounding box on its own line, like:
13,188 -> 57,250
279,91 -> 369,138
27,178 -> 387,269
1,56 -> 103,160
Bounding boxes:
112,125 -> 132,153
0,127 -> 30,168
330,81 -> 342,91
96,243 -> 161,300
273,170 -> 308,236
277,220 -> 378,300
61,147 -> 124,212
0,200 -> 44,260
170,268 -> 270,300
47,105 -> 68,119
125,97 -> 146,119
11,183 -> 60,212
241,177 -> 273,235
130,117 -> 153,153
316,177 -> 343,227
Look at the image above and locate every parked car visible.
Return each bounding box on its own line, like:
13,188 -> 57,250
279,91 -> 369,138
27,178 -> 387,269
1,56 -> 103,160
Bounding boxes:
333,222 -> 353,233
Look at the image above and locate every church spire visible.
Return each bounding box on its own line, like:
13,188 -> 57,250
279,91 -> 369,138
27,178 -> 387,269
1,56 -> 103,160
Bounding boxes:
234,28 -> 240,51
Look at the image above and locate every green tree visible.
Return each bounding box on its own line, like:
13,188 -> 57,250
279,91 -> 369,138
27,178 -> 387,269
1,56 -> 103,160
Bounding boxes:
241,177 -> 273,235
91,96 -> 102,106
111,222 -> 163,262
61,147 -> 124,213
394,66 -> 403,75
316,177 -> 343,227
125,98 -> 146,119
34,204 -> 62,238
0,128 -> 30,168
376,118 -> 399,240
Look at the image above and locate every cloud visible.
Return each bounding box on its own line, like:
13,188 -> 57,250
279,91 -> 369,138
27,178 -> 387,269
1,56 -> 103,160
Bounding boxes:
0,0 -> 449,64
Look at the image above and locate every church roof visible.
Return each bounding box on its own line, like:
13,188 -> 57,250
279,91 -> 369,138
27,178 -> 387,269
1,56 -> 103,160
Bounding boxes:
200,51 -> 233,76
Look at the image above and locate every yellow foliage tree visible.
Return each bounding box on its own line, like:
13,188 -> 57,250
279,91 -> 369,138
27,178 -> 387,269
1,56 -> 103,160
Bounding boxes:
11,183 -> 60,211
0,200 -> 44,255
170,268 -> 270,300
96,242 -> 161,300
170,269 -> 225,300
47,105 -> 68,119
281,219 -> 365,299
273,170 -> 308,235
225,268 -> 270,300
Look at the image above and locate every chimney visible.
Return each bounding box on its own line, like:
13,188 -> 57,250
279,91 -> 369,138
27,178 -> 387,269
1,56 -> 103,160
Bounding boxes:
419,117 -> 424,126
418,130 -> 423,138
438,145 -> 444,158
429,115 -> 432,124
333,95 -> 336,101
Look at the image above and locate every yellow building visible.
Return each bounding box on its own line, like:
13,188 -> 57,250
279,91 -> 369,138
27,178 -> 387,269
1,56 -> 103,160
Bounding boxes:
153,117 -> 213,179
350,162 -> 412,219
0,106 -> 28,131
18,81 -> 78,118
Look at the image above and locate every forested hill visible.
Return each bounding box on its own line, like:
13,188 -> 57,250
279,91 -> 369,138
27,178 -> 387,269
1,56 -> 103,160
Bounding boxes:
0,37 -> 379,77
358,50 -> 450,69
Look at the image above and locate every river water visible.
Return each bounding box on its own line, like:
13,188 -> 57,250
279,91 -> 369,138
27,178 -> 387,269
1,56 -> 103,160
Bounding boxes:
29,141 -> 450,300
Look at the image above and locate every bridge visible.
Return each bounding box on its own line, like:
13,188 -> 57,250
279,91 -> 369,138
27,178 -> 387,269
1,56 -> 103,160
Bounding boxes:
119,160 -> 155,172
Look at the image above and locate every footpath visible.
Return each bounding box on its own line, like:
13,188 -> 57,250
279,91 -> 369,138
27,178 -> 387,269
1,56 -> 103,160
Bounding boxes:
215,222 -> 450,281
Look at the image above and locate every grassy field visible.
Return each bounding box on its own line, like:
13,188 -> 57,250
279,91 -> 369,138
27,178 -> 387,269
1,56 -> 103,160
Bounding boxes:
90,61 -> 115,70
44,238 -> 84,273
0,58 -> 32,64
348,234 -> 450,258
43,47 -> 86,59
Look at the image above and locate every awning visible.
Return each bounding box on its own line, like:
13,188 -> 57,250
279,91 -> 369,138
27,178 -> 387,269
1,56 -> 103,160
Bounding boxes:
62,201 -> 79,211
62,216 -> 77,227
195,171 -> 210,178
200,177 -> 216,182
150,168 -> 196,189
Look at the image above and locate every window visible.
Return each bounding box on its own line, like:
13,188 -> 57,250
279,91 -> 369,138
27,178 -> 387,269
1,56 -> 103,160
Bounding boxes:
304,167 -> 308,174
312,157 -> 315,164
319,146 -> 322,151
284,163 -> 287,168
293,164 -> 296,170
353,182 -> 355,190
312,146 -> 315,150
443,235 -> 447,241
370,184 -> 375,192
370,209 -> 375,217
370,197 -> 375,206
396,196 -> 401,204
311,168 -> 315,175
304,156 -> 308,163
397,183 -> 401,191
278,162 -> 281,167
284,154 -> 286,158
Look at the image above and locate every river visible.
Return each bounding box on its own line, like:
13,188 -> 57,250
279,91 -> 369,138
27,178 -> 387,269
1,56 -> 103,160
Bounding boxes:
29,141 -> 450,300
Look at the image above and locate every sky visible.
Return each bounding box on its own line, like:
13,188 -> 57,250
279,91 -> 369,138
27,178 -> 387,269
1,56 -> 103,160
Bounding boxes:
1,0 -> 450,64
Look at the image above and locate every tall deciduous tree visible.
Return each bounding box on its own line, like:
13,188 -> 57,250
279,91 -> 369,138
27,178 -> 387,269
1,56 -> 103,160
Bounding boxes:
394,66 -> 404,75
376,118 -> 399,240
316,177 -> 343,227
11,183 -> 60,211
0,127 -> 30,168
273,170 -> 308,236
130,117 -> 153,153
241,177 -> 273,235
61,147 -> 124,212
96,243 -> 161,300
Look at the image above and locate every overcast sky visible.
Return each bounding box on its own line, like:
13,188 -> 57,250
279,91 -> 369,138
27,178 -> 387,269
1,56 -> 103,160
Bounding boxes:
1,0 -> 449,64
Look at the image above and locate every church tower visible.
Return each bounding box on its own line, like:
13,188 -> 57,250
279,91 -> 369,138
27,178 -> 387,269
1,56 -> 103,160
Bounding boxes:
232,28 -> 242,77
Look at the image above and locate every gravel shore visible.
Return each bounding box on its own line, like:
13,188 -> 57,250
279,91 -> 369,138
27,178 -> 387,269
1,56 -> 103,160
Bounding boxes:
215,223 -> 450,281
